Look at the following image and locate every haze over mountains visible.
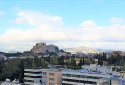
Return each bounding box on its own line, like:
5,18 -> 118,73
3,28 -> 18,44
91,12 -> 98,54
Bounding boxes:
0,43 -> 121,54
1,42 -> 125,61
0,42 -> 123,54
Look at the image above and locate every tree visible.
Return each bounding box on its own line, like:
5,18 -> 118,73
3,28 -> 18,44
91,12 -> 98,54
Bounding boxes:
1,58 -> 21,81
71,58 -> 76,68
58,56 -> 64,65
50,56 -> 58,65
0,58 -> 4,81
19,59 -> 24,83
34,56 -> 39,68
82,57 -> 85,65
46,50 -> 50,63
71,58 -> 76,66
78,59 -> 82,67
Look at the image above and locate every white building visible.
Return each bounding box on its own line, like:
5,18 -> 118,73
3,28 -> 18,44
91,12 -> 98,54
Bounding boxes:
24,69 -> 42,85
62,69 -> 113,85
62,64 -> 125,85
1,79 -> 12,85
23,66 -> 125,85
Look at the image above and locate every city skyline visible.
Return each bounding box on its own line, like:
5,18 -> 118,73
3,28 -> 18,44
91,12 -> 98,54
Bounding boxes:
0,0 -> 125,52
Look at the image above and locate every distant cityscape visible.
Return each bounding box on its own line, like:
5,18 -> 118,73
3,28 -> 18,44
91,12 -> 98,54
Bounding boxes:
1,0 -> 125,85
0,42 -> 125,85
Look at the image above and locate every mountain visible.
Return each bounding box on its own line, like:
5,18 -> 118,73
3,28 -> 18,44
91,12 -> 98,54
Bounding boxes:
96,48 -> 113,53
0,51 -> 5,54
31,42 -> 59,54
8,51 -> 18,53
64,46 -> 112,54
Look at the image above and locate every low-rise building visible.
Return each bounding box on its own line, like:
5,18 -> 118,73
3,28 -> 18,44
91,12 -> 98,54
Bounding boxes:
42,69 -> 62,85
120,71 -> 125,78
111,77 -> 125,85
62,64 -> 125,85
24,68 -> 62,85
62,69 -> 113,85
24,69 -> 42,85
23,65 -> 125,85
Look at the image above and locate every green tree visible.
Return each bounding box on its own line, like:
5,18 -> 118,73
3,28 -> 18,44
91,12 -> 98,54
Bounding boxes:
71,58 -> 76,66
82,57 -> 85,65
58,56 -> 64,65
50,56 -> 58,65
19,59 -> 24,83
78,59 -> 82,67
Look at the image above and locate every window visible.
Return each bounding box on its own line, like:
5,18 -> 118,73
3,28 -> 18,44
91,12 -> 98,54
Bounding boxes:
49,73 -> 54,76
62,78 -> 97,84
43,72 -> 47,75
24,75 -> 42,78
63,73 -> 101,79
24,71 -> 41,74
49,78 -> 54,81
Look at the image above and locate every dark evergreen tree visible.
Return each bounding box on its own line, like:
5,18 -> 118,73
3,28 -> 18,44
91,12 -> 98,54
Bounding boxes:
34,56 -> 39,68
58,56 -> 64,65
19,59 -> 24,83
82,57 -> 85,65
71,58 -> 76,68
78,59 -> 83,66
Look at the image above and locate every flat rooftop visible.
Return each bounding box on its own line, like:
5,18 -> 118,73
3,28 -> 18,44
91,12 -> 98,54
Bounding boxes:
62,69 -> 115,76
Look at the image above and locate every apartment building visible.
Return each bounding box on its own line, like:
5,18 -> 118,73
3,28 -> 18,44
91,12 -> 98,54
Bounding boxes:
23,66 -> 125,85
62,64 -> 125,85
42,69 -> 62,85
24,69 -> 42,85
120,71 -> 125,78
62,69 -> 113,85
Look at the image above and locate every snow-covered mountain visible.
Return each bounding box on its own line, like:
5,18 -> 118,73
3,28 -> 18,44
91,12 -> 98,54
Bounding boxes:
64,46 -> 112,54
8,51 -> 18,53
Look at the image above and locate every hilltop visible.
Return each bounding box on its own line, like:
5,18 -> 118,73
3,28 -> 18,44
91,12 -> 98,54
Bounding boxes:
65,46 -> 112,54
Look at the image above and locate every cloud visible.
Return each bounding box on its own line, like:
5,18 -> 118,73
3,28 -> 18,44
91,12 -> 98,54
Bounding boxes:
110,17 -> 125,24
0,10 -> 125,52
15,10 -> 63,27
0,27 -> 66,51
0,10 -> 66,51
81,20 -> 97,28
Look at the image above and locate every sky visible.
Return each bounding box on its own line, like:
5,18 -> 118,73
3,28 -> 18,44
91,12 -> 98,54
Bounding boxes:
0,0 -> 125,52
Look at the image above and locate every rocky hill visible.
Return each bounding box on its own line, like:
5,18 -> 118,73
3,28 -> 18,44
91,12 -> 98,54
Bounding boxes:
31,42 -> 59,54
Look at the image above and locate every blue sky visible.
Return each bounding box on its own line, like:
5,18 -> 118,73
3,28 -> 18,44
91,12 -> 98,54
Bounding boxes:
0,0 -> 125,52
0,0 -> 125,25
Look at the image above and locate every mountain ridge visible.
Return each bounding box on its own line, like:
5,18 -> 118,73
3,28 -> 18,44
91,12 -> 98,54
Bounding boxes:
64,46 -> 113,54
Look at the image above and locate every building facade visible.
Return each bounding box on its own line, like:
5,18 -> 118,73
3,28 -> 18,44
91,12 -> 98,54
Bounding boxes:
42,69 -> 62,85
23,67 -> 125,85
62,69 -> 113,85
24,69 -> 42,85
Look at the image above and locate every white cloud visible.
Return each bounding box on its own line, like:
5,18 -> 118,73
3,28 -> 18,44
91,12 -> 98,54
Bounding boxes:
15,10 -> 63,27
110,17 -> 125,24
81,20 -> 97,28
0,10 -> 125,52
